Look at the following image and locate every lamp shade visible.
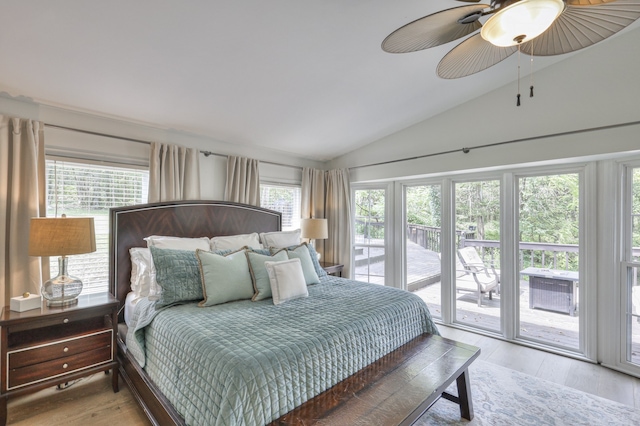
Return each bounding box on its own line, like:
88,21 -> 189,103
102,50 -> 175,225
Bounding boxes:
481,0 -> 564,47
300,218 -> 328,240
29,216 -> 96,257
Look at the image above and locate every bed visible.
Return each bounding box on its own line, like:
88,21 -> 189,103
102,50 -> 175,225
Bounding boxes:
109,201 -> 448,425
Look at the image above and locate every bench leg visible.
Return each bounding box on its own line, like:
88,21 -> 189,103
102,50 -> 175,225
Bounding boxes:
456,369 -> 474,420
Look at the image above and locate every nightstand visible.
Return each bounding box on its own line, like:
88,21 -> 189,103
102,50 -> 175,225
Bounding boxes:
320,261 -> 344,277
0,293 -> 119,425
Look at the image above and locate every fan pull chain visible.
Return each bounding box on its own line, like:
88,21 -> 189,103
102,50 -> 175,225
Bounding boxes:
530,40 -> 534,98
516,45 -> 521,107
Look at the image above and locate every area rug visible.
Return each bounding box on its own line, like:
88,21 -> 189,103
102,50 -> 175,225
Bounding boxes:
415,360 -> 640,426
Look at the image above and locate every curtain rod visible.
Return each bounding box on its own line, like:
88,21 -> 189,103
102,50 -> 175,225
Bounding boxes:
44,123 -> 302,170
348,119 -> 640,170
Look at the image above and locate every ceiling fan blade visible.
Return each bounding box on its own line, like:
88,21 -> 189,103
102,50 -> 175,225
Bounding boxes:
521,1 -> 640,56
566,0 -> 619,6
437,33 -> 518,79
382,5 -> 488,53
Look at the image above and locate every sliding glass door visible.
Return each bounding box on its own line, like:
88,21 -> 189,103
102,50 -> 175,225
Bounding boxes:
454,179 -> 501,332
353,188 -> 386,284
517,173 -> 580,350
625,166 -> 640,366
405,184 -> 442,318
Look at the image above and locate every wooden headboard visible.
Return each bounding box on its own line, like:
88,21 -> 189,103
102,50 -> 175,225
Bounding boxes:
109,200 -> 281,321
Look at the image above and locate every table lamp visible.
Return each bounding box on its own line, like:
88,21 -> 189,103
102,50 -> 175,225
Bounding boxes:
301,218 -> 328,257
29,214 -> 96,306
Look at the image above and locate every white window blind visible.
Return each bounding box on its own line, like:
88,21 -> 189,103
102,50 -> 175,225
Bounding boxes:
260,184 -> 301,231
46,159 -> 149,295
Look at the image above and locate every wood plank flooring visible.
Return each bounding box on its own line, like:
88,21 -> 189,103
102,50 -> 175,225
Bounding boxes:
6,326 -> 640,425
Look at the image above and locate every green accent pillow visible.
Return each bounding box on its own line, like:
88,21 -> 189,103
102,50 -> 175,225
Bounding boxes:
246,250 -> 288,301
272,243 -> 320,285
149,246 -> 203,307
196,249 -> 254,306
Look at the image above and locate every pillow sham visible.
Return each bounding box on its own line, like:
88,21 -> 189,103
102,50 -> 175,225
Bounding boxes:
145,235 -> 210,251
259,229 -> 301,249
272,243 -> 320,285
306,243 -> 328,278
211,232 -> 261,251
265,258 -> 309,305
246,250 -> 289,301
129,247 -> 154,297
196,249 -> 255,307
149,246 -> 204,307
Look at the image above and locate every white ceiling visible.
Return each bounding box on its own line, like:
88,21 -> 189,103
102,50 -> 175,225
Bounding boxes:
0,1 -> 637,161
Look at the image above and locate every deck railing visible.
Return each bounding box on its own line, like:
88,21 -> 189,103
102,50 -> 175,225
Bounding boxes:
406,224 -> 474,253
406,223 -> 580,271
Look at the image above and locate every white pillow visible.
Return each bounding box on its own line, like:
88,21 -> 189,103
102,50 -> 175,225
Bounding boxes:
144,235 -> 211,251
211,233 -> 261,251
264,258 -> 308,305
260,229 -> 301,249
129,247 -> 154,298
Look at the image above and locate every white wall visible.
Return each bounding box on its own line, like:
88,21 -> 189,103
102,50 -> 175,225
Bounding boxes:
330,26 -> 640,182
0,96 -> 321,196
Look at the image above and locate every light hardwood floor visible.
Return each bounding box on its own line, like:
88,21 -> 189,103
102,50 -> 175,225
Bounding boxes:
7,326 -> 640,425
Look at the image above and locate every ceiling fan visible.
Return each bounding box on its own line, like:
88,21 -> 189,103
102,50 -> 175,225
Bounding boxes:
382,0 -> 640,79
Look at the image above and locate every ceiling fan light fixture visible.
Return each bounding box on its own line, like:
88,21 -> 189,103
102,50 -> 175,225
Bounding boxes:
481,0 -> 565,47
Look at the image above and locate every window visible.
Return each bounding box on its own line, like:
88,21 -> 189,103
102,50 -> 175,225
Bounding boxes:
260,184 -> 301,231
405,184 -> 442,318
46,159 -> 149,295
624,166 -> 640,366
353,188 -> 387,284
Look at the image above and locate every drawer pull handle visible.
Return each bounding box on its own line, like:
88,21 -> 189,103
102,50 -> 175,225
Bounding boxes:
63,318 -> 69,324
63,363 -> 68,369
63,346 -> 69,353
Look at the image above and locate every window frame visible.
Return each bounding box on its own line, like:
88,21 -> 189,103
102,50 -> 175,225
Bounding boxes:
45,156 -> 149,295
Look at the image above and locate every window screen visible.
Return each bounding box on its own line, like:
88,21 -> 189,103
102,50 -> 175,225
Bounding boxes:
260,184 -> 301,231
46,159 -> 149,295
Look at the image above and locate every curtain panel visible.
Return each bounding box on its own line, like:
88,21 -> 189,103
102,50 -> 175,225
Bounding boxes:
149,142 -> 201,203
0,117 -> 46,308
301,168 -> 352,277
224,155 -> 260,206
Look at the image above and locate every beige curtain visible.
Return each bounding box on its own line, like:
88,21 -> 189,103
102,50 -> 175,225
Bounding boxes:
301,167 -> 326,256
0,117 -> 46,308
224,155 -> 260,206
148,142 -> 201,202
301,168 -> 352,277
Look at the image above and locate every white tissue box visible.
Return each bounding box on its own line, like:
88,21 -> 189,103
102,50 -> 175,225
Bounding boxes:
10,294 -> 42,312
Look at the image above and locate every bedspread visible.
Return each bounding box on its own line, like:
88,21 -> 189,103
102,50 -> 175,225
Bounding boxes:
127,276 -> 438,425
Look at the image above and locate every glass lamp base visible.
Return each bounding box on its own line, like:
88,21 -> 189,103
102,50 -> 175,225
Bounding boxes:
41,274 -> 83,307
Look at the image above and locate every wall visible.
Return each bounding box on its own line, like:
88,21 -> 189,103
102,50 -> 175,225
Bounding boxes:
0,96 -> 321,196
330,25 -> 640,182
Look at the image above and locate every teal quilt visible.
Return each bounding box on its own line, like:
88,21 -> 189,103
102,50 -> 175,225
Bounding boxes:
126,276 -> 439,425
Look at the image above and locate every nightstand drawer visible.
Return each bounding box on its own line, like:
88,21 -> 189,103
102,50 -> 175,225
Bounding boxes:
8,330 -> 112,369
8,308 -> 112,333
8,345 -> 112,390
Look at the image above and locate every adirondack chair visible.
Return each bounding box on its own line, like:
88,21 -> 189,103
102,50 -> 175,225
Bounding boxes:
456,246 -> 500,307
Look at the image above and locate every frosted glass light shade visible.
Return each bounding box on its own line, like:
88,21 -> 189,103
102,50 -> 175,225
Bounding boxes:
481,0 -> 565,47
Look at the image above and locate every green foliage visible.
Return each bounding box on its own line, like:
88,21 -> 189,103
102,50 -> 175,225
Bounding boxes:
455,180 -> 501,241
406,185 -> 441,227
355,189 -> 385,240
518,174 -> 579,245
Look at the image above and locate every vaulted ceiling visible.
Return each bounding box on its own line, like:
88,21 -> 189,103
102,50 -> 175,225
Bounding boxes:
1,1 -> 637,161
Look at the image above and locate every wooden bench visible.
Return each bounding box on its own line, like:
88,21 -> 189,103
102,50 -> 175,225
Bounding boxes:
272,334 -> 481,425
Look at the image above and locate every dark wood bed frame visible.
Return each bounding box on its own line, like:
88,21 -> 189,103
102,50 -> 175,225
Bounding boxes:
109,200 -> 479,426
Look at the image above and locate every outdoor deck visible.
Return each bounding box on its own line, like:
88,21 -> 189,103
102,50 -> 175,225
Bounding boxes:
356,241 -> 640,360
